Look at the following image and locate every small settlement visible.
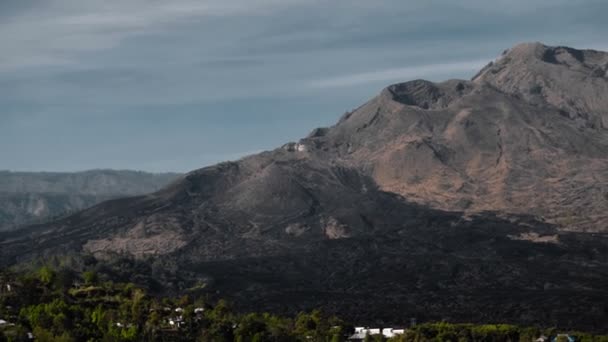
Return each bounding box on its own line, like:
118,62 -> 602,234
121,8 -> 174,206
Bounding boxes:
348,326 -> 406,340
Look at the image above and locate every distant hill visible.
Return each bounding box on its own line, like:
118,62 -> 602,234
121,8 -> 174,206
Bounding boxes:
0,170 -> 180,231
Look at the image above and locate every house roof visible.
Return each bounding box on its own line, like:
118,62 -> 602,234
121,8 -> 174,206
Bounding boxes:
348,332 -> 367,340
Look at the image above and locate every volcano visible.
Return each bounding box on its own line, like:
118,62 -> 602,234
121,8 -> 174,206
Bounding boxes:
2,43 -> 608,331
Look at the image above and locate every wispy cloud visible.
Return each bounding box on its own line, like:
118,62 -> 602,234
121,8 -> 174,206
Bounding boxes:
1,0 -> 607,171
308,59 -> 490,88
0,0 -> 305,72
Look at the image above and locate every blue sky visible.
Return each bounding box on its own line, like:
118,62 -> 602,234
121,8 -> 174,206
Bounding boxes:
1,0 -> 607,172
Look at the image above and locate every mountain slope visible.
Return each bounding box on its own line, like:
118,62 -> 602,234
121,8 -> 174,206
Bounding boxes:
315,42 -> 608,231
2,43 -> 608,330
0,170 -> 180,231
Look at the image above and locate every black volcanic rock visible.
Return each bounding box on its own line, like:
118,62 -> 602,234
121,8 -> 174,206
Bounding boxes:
2,43 -> 608,331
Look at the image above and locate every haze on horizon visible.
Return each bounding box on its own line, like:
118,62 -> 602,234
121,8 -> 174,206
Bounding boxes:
1,0 -> 606,173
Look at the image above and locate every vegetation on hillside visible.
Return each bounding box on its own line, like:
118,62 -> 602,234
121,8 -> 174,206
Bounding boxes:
1,267 -> 608,341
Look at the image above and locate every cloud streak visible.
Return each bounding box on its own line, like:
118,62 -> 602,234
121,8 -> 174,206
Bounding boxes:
1,0 -> 607,172
0,0 -> 306,71
308,59 -> 490,88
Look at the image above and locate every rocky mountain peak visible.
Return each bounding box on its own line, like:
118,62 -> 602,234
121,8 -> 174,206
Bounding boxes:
383,79 -> 475,110
473,43 -> 608,128
299,43 -> 608,231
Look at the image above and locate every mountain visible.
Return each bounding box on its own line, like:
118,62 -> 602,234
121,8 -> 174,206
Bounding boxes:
2,43 -> 608,331
0,170 -> 180,231
322,42 -> 608,232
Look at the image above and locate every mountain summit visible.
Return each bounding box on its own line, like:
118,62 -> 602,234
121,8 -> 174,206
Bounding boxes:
2,43 -> 608,330
312,42 -> 608,231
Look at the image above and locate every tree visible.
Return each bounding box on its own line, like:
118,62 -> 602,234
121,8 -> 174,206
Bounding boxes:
53,268 -> 76,291
202,300 -> 235,342
91,305 -> 108,331
82,271 -> 98,285
178,295 -> 191,307
33,326 -> 75,342
373,333 -> 385,342
120,326 -> 138,341
520,327 -> 541,342
144,310 -> 161,340
294,312 -> 316,339
234,313 -> 267,341
130,288 -> 147,325
263,313 -> 292,341
251,333 -> 263,342
38,266 -> 55,286
388,334 -> 408,342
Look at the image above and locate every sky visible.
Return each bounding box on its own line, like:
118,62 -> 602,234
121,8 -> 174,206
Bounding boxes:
1,0 -> 607,173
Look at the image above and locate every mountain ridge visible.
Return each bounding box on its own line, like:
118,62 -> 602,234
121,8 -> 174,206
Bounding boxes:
302,42 -> 608,231
2,42 -> 608,330
0,170 -> 180,231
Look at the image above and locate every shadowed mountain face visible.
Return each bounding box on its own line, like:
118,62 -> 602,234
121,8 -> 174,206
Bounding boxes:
0,170 -> 180,231
2,43 -> 608,331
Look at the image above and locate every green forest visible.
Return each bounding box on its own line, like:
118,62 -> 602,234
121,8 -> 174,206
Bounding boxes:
1,267 -> 607,342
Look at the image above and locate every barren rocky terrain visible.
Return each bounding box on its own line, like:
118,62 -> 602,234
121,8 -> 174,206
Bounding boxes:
2,43 -> 608,331
321,43 -> 608,231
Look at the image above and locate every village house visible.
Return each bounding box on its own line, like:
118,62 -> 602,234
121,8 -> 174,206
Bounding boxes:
168,316 -> 184,328
0,279 -> 13,295
382,328 -> 405,338
282,142 -> 309,152
348,326 -> 406,341
194,307 -> 205,320
348,327 -> 368,340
